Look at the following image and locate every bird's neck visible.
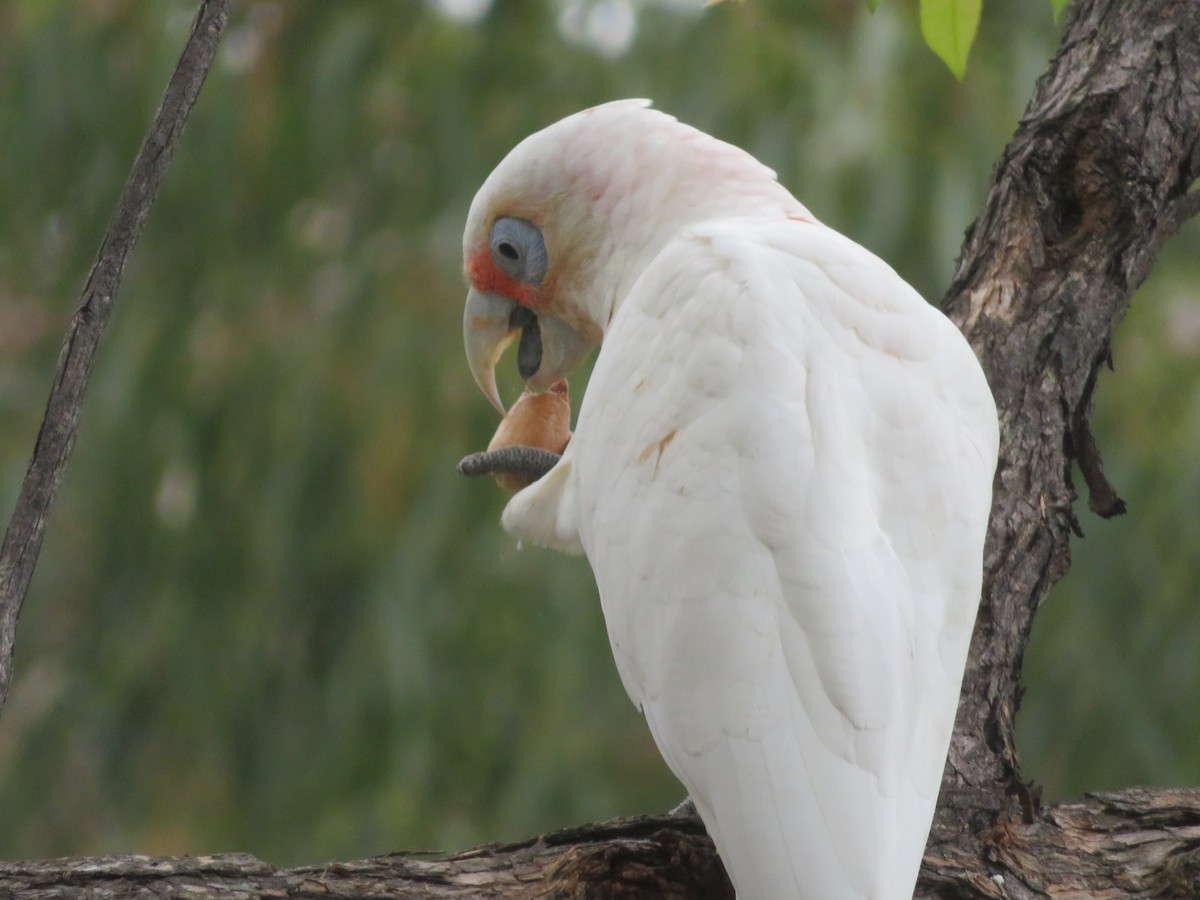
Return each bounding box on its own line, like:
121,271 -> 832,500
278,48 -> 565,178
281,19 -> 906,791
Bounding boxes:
593,178 -> 809,334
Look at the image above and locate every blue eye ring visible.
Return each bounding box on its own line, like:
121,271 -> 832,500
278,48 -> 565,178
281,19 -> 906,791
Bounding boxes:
490,217 -> 548,285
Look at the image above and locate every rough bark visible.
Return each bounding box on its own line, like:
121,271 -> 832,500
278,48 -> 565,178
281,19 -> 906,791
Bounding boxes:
1,791 -> 1198,898
934,0 -> 1200,853
2,0 -> 1199,896
0,815 -> 730,899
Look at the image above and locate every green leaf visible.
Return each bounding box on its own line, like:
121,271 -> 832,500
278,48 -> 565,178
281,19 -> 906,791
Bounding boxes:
919,0 -> 982,80
866,0 -> 879,11
1051,0 -> 1070,21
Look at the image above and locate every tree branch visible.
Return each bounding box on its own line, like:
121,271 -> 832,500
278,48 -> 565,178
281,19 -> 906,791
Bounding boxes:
936,0 -> 1200,849
1,791 -> 1198,897
2,0 -> 1199,896
0,0 -> 233,716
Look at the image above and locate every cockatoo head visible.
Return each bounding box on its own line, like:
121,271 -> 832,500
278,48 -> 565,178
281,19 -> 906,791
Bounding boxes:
462,99 -> 804,413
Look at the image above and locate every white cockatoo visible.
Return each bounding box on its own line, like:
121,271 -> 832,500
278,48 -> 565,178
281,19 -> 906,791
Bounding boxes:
462,100 -> 998,900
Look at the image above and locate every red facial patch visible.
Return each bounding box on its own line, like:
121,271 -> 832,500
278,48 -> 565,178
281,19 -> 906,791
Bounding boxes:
467,246 -> 542,309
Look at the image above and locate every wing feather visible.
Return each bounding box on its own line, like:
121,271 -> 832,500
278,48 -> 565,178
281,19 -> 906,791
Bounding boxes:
504,216 -> 997,900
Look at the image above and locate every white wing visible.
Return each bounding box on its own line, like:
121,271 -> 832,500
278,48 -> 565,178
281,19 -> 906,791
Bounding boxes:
504,216 -> 998,900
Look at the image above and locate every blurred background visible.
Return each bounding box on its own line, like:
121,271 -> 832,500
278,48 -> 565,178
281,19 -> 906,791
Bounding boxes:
0,0 -> 1197,867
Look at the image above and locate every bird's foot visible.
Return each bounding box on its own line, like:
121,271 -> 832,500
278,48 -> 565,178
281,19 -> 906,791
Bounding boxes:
457,446 -> 561,482
668,796 -> 698,818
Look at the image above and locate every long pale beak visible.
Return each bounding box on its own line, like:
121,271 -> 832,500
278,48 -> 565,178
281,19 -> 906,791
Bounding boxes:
464,288 -> 517,414
464,287 -> 596,415
527,314 -> 592,392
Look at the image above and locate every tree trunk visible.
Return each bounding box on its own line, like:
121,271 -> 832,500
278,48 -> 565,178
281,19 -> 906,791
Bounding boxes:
2,0 -> 1199,896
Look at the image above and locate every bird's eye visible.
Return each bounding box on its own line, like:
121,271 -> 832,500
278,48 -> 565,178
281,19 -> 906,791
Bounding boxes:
490,217 -> 548,285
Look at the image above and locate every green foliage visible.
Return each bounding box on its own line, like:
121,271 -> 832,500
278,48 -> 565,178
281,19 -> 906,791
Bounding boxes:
872,1 -> 1068,75
0,0 -> 1195,868
919,0 -> 983,78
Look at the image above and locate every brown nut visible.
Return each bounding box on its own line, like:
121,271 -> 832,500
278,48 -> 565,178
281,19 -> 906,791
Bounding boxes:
487,380 -> 572,492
